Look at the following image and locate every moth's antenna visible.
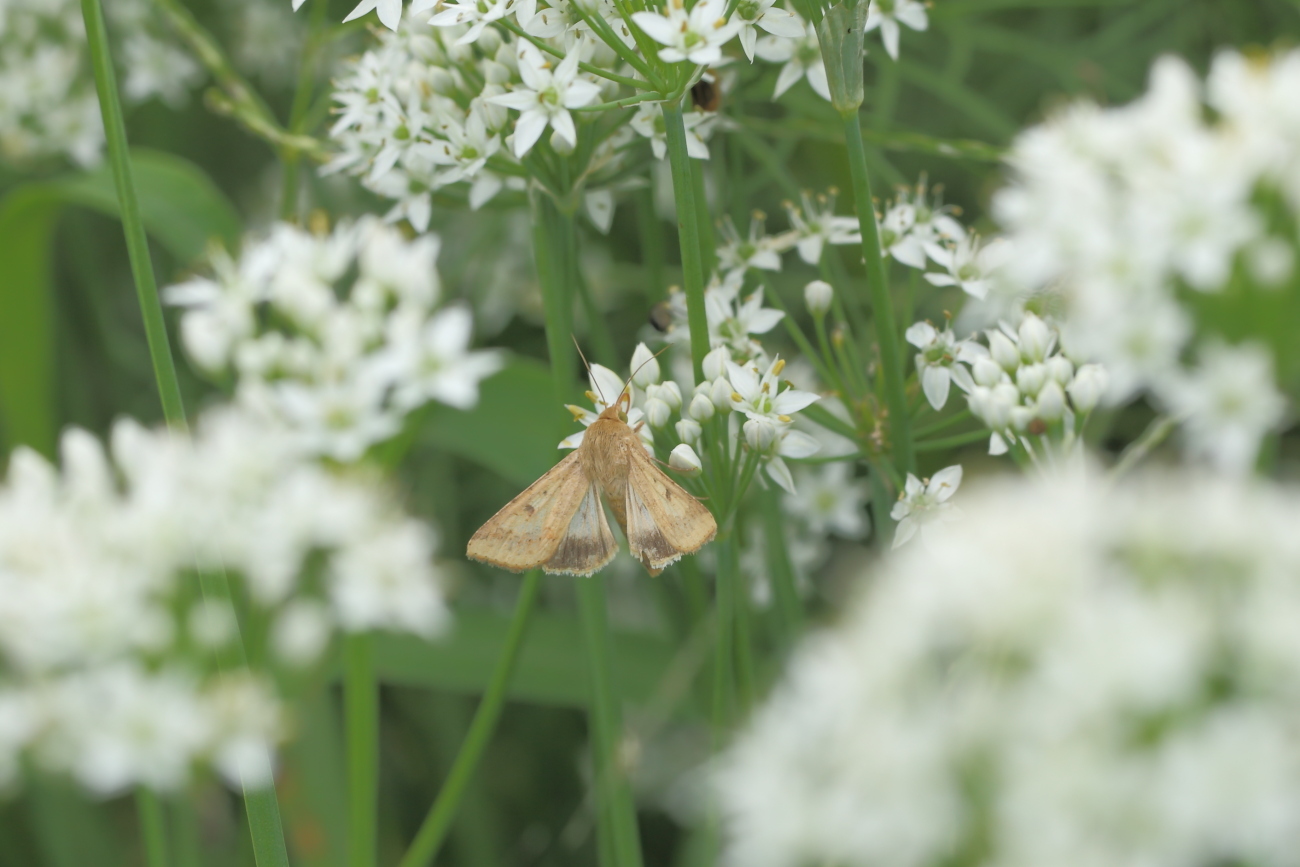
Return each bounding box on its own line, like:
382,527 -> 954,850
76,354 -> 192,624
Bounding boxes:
620,345 -> 671,401
572,335 -> 606,404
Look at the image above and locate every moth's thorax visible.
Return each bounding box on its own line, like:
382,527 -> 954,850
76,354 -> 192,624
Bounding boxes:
581,417 -> 640,501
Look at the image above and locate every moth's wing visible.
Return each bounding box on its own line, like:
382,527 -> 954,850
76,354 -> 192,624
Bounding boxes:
467,450 -> 590,572
624,446 -> 718,574
543,483 -> 618,576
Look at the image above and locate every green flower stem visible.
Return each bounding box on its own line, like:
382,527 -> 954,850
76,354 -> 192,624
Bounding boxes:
732,566 -> 755,714
843,115 -> 915,474
1111,414 -> 1178,480
532,192 -> 578,412
914,409 -> 974,438
398,572 -> 542,867
576,575 -> 645,867
280,0 -> 329,221
690,159 -> 717,275
500,21 -> 656,92
661,101 -> 712,382
915,428 -> 990,452
759,487 -> 804,647
81,0 -> 185,430
711,531 -> 738,734
136,790 -> 168,867
83,11 -> 291,862
819,254 -> 873,397
635,188 -> 667,303
763,282 -> 842,396
344,632 -> 378,867
868,462 -> 896,548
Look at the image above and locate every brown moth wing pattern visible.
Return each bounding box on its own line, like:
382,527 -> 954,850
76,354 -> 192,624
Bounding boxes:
544,484 -> 618,576
466,450 -> 590,572
624,445 -> 718,575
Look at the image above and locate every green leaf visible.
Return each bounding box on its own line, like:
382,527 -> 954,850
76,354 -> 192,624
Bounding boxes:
0,149 -> 239,456
422,357 -> 566,486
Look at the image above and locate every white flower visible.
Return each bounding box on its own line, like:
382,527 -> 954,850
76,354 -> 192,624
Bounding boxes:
754,19 -> 830,102
726,356 -> 820,423
427,0 -> 518,43
1155,341 -> 1287,475
863,0 -> 928,60
486,43 -> 600,157
889,465 -> 961,548
374,305 -> 504,412
787,463 -> 870,539
905,321 -> 984,410
343,0 -> 405,30
923,233 -> 1011,300
717,213 -> 785,278
630,103 -> 713,160
732,0 -> 803,62
780,189 -> 861,265
632,0 -> 741,66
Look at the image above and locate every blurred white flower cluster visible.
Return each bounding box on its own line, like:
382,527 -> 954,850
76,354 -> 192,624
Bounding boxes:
323,0 -> 932,231
908,310 -> 1108,458
996,50 -> 1298,472
0,409 -> 447,795
0,0 -> 200,166
718,469 -> 1300,867
165,217 -> 503,462
562,343 -> 820,494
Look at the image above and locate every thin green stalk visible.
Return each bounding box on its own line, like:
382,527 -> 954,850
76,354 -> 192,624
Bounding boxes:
635,188 -> 666,303
690,158 -> 717,276
760,488 -> 804,647
661,101 -> 711,381
81,0 -> 185,429
914,408 -> 973,438
732,565 -> 755,714
136,790 -> 168,867
532,193 -> 578,411
1111,414 -> 1178,480
345,633 -> 378,867
915,428 -> 989,452
763,282 -> 842,395
843,116 -> 914,474
398,571 -> 543,867
279,0 -> 328,221
711,532 -> 737,735
576,576 -> 644,867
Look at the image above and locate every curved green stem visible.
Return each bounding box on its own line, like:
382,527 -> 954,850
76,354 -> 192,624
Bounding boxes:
398,572 -> 543,867
843,115 -> 914,474
661,101 -> 711,382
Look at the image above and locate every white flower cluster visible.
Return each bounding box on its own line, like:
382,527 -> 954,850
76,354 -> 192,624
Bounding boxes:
995,50 -> 1296,471
165,217 -> 502,462
0,0 -> 200,166
561,344 -> 820,494
881,178 -> 1010,300
908,310 -> 1107,457
718,469 -> 1300,867
0,409 -> 447,795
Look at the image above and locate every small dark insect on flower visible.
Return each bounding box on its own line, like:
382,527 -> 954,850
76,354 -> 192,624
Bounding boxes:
691,73 -> 721,113
648,301 -> 674,333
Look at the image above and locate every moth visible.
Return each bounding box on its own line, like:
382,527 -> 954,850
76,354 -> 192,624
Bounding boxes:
467,386 -> 717,577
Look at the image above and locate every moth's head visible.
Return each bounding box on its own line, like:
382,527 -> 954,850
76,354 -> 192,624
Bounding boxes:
599,390 -> 632,422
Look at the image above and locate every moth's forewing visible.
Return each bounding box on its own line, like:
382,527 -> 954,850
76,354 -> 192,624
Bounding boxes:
624,445 -> 718,573
543,485 -> 618,576
467,450 -> 590,572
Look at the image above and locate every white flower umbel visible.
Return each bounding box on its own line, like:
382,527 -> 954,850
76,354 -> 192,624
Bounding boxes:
889,465 -> 961,548
994,49 -> 1300,467
486,43 -> 601,157
165,218 -> 501,462
668,274 -> 785,361
905,320 -> 984,410
0,408 -> 448,794
718,469 -> 1300,867
863,0 -> 928,60
753,18 -> 830,102
632,0 -> 741,66
1155,341 -> 1286,475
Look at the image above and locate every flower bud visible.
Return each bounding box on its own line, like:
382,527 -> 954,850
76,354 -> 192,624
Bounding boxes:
675,418 -> 702,445
657,379 -> 682,410
630,342 -> 660,388
477,26 -> 502,54
549,129 -> 576,155
743,417 -> 778,453
804,280 -> 833,316
428,67 -> 457,94
1016,362 -> 1047,397
703,346 -> 731,381
970,383 -> 1018,431
710,377 -> 733,412
988,328 -> 1020,372
1009,405 -> 1034,432
972,357 -> 1005,388
1067,364 -> 1108,413
1035,380 -> 1065,421
645,397 -> 671,429
1017,312 -> 1052,362
668,444 -> 703,476
1046,355 -> 1074,386
688,392 -> 715,422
